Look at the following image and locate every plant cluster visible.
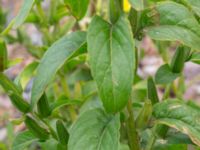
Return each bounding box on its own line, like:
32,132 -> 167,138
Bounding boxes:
1,0 -> 200,150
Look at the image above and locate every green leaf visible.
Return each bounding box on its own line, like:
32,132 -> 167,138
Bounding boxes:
37,93 -> 51,118
31,31 -> 86,109
64,0 -> 89,20
165,132 -> 193,145
14,61 -> 38,90
119,144 -> 130,150
12,131 -> 37,150
68,108 -> 120,150
147,25 -> 200,51
87,15 -> 135,113
147,77 -> 159,105
136,100 -> 152,129
13,0 -> 35,28
25,116 -> 49,141
128,0 -> 144,11
50,96 -> 81,113
154,144 -> 187,150
184,0 -> 200,17
40,139 -> 58,150
0,38 -> 7,72
146,1 -> 200,50
0,72 -> 21,94
9,93 -> 30,113
153,99 -> 200,146
7,58 -> 23,68
155,64 -> 180,84
56,120 -> 69,145
109,0 -> 122,24
170,46 -> 189,73
1,0 -> 35,35
189,52 -> 200,64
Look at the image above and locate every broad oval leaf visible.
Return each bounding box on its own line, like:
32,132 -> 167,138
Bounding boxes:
12,131 -> 37,150
153,99 -> 200,146
64,0 -> 89,20
155,64 -> 180,84
146,2 -> 200,51
31,31 -> 86,109
87,15 -> 135,113
68,108 -> 120,150
1,0 -> 35,35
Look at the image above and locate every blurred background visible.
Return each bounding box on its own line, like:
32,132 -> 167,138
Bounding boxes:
0,0 -> 200,149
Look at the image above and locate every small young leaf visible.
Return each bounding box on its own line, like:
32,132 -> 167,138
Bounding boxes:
153,99 -> 200,146
12,131 -> 37,150
136,100 -> 152,129
109,0 -> 122,24
68,108 -> 120,150
56,120 -> 69,145
37,93 -> 51,118
170,46 -> 190,73
155,64 -> 180,84
14,61 -> 38,90
31,31 -> 86,109
64,0 -> 89,20
87,15 -> 135,113
50,96 -> 81,113
147,77 -> 159,105
0,38 -> 7,72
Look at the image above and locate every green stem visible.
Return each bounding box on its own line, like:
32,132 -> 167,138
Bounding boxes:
162,83 -> 171,100
146,83 -> 172,150
34,113 -> 58,140
60,75 -> 77,122
126,100 -> 140,150
36,2 -> 48,27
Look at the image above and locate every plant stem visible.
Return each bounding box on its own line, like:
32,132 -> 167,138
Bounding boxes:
146,83 -> 172,150
34,113 -> 58,140
60,75 -> 77,122
126,100 -> 140,150
162,83 -> 171,100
